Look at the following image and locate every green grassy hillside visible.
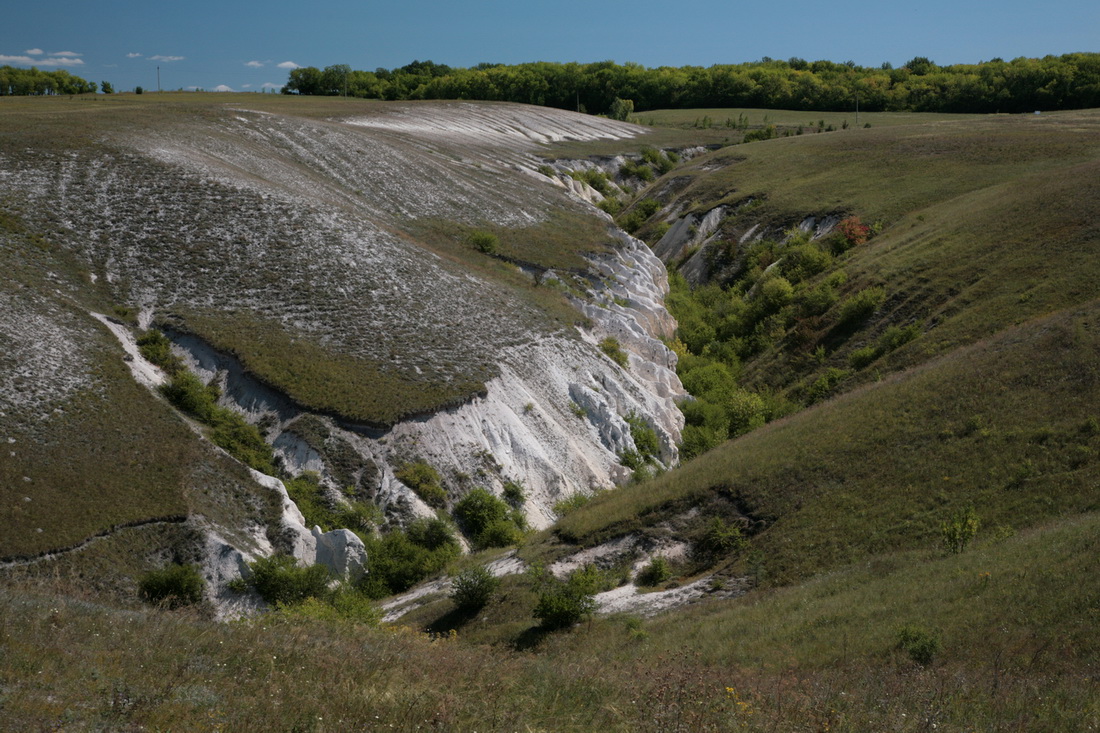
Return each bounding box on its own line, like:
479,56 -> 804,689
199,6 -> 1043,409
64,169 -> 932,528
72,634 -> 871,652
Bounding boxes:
2,101 -> 1099,731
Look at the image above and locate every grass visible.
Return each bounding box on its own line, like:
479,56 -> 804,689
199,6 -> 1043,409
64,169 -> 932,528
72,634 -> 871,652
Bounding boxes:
3,510 -> 1098,730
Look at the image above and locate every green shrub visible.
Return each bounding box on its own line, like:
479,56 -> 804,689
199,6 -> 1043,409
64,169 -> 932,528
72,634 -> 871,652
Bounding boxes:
160,370 -> 219,421
454,488 -> 523,548
246,555 -> 332,607
805,367 -> 850,403
467,230 -> 499,255
395,460 -> 447,509
727,390 -> 767,437
503,480 -> 526,507
569,168 -> 612,196
208,408 -> 275,474
836,286 -> 886,327
536,164 -> 555,177
941,507 -> 980,554
271,588 -> 381,625
359,526 -> 460,599
695,517 -> 747,560
625,412 -> 660,461
599,337 -> 629,367
896,624 -> 940,665
160,370 -> 274,473
450,567 -> 500,611
637,556 -> 673,586
597,197 -> 623,215
405,517 -> 458,551
136,329 -> 183,374
138,563 -> 204,608
848,345 -> 879,369
619,160 -> 655,182
553,493 -> 591,516
531,565 -> 600,630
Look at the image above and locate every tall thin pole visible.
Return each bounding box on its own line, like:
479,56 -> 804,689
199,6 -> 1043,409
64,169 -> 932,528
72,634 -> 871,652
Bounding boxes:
157,66 -> 161,93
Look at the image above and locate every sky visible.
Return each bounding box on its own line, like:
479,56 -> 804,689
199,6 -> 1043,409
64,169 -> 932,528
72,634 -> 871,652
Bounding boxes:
2,0 -> 1097,93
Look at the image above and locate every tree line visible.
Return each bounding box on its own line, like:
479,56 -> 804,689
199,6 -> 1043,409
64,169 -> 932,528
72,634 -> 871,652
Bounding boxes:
283,54 -> 1100,115
0,66 -> 101,96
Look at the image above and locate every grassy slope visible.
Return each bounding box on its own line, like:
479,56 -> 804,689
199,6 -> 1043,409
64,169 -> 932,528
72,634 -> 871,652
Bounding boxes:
3,512 -> 1097,730
2,103 -> 1099,730
552,108 -> 1100,583
0,94 -> 707,426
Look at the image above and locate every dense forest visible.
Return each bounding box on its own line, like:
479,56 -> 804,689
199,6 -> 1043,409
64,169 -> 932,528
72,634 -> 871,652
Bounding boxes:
284,54 -> 1100,115
0,66 -> 99,96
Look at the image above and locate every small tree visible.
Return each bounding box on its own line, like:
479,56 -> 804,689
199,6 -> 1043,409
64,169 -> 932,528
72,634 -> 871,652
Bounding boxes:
450,567 -> 499,611
609,97 -> 634,121
101,81 -> 114,94
941,507 -> 980,554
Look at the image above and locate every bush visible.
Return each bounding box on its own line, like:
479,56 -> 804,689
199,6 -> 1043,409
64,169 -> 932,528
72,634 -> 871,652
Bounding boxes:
395,460 -> 447,509
695,517 -> 747,560
625,412 -> 660,461
530,565 -> 601,630
359,526 -> 460,599
597,197 -> 623,215
467,230 -> 499,255
836,286 -> 886,327
450,566 -> 499,610
247,555 -> 332,606
637,556 -> 673,586
941,507 -> 980,554
136,329 -> 183,374
599,336 -> 629,367
502,480 -> 526,507
835,216 -> 871,250
896,624 -> 940,665
138,563 -> 204,608
454,487 -> 524,548
160,370 -> 219,421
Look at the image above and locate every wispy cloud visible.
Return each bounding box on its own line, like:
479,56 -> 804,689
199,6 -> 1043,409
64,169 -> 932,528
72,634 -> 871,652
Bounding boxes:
277,61 -> 300,70
127,52 -> 142,58
242,83 -> 252,88
51,51 -> 82,57
212,84 -> 233,92
0,52 -> 84,67
25,48 -> 43,56
149,55 -> 184,62
245,60 -> 264,68
261,82 -> 281,89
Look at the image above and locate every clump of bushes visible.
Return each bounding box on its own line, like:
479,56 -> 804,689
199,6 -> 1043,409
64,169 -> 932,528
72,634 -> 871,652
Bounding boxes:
395,460 -> 447,509
694,517 -> 747,561
848,323 -> 921,369
454,487 -> 526,549
245,555 -> 333,607
619,160 -> 655,182
359,518 -> 461,598
138,563 -> 204,608
160,370 -> 274,474
285,472 -> 380,535
568,168 -> 612,196
137,329 -> 184,375
450,566 -> 499,611
836,286 -> 886,327
529,564 -> 601,630
636,556 -> 673,586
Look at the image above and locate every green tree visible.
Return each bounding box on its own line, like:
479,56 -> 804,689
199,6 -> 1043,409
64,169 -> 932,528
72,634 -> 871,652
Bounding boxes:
100,81 -> 114,95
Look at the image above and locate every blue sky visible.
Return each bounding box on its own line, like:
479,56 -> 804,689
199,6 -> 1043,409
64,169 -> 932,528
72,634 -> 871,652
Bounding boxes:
2,0 -> 1096,93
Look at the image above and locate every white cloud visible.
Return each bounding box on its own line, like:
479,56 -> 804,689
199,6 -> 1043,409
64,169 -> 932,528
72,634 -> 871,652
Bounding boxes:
149,55 -> 184,62
0,53 -> 83,67
261,82 -> 281,89
242,83 -> 252,88
127,52 -> 142,58
25,48 -> 43,56
51,51 -> 82,57
277,61 -> 300,69
245,60 -> 263,68
212,84 -> 233,92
